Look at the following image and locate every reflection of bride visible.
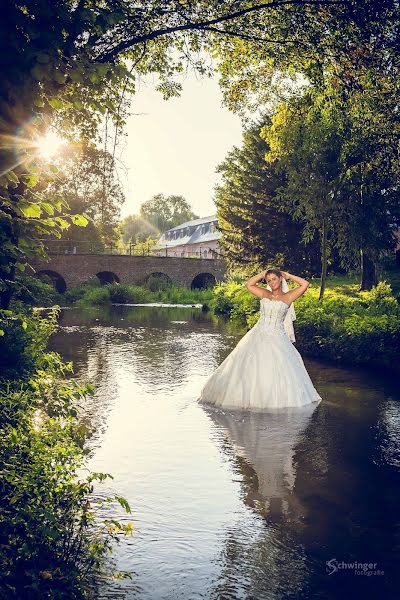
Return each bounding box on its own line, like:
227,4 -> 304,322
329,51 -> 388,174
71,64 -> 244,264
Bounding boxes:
198,268 -> 322,410
205,403 -> 318,520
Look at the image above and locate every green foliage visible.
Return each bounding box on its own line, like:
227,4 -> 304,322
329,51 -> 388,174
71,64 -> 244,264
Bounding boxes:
215,116 -> 322,276
0,308 -> 133,597
11,274 -> 64,307
145,273 -> 172,292
46,144 -> 125,250
153,286 -> 213,305
209,281 -> 258,321
0,359 -> 133,598
210,278 -> 400,374
76,287 -> 111,306
66,282 -> 213,307
63,277 -> 101,304
139,194 -> 199,234
0,306 -> 59,377
121,214 -> 159,245
107,283 -> 152,304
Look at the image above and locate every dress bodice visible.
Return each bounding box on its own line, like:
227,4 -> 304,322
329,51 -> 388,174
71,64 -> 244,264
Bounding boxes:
257,298 -> 290,336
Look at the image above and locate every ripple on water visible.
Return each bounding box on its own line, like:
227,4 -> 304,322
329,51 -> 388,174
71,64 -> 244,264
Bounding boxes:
48,306 -> 400,600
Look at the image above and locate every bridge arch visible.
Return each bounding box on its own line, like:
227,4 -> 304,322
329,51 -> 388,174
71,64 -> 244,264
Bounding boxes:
34,270 -> 67,293
191,273 -> 217,290
96,271 -> 120,285
145,271 -> 172,291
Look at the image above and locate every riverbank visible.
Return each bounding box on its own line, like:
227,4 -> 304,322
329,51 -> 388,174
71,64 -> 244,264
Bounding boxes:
0,307 -> 132,597
211,278 -> 400,375
13,272 -> 400,375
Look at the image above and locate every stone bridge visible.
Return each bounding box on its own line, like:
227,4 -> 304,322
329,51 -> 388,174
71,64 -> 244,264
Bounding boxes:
28,254 -> 227,292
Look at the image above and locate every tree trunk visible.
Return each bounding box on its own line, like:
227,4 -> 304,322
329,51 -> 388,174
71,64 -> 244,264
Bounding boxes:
318,218 -> 328,301
359,249 -> 377,290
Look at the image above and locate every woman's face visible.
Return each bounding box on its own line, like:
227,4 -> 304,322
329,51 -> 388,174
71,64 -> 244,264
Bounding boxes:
266,273 -> 282,291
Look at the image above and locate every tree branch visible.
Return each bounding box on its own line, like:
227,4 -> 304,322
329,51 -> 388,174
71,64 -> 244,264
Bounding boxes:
201,25 -> 307,46
97,0 -> 346,62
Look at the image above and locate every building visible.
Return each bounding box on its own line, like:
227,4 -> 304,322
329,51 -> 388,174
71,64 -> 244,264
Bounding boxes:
154,215 -> 222,259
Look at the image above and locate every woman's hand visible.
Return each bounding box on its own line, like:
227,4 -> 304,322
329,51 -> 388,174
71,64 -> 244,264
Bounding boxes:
280,270 -> 290,280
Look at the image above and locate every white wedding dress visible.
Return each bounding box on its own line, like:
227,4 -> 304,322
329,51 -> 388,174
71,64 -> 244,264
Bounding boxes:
198,297 -> 322,411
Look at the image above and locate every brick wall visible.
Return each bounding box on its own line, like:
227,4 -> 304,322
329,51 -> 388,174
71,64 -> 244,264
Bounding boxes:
29,254 -> 227,290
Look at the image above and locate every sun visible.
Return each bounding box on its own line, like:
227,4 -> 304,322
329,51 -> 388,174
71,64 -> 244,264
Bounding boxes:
36,131 -> 65,160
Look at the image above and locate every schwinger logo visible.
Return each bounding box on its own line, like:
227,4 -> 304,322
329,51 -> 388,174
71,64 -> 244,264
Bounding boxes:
326,558 -> 384,576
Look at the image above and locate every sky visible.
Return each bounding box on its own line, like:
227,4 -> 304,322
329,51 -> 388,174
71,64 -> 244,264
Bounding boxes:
119,73 -> 244,219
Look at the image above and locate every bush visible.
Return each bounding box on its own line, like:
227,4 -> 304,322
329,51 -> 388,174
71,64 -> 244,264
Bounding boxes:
211,279 -> 400,374
65,283 -> 214,306
145,273 -> 172,292
11,274 -> 64,307
0,308 -> 133,598
209,281 -> 258,321
0,307 -> 59,378
107,283 -> 152,304
76,287 -> 110,306
64,278 -> 101,304
0,357 -> 132,598
154,286 -> 213,305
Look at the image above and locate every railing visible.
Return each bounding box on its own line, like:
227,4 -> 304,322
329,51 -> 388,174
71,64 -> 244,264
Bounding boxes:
37,239 -> 224,260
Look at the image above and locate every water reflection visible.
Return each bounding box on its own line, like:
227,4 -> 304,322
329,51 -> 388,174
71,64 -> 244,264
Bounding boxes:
47,305 -> 400,600
203,405 -> 318,521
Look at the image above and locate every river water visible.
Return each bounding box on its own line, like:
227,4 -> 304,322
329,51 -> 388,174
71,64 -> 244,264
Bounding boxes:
48,304 -> 400,600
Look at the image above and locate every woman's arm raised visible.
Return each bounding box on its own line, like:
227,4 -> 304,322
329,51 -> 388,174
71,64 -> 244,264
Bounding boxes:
281,271 -> 309,303
245,270 -> 269,299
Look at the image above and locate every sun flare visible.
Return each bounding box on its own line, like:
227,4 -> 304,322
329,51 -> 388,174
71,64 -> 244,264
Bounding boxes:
36,131 -> 65,160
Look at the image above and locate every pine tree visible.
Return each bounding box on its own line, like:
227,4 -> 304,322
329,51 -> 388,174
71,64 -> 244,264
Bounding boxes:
215,118 -> 320,276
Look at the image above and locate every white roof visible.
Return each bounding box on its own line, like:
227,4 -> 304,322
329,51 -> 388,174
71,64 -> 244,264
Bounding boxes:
154,215 -> 221,249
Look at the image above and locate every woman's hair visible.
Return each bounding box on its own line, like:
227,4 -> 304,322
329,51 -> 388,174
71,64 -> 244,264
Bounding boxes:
265,267 -> 282,278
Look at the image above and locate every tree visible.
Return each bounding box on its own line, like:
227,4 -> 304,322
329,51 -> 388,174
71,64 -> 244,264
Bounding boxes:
120,214 -> 159,244
215,118 -> 321,276
1,0 -> 397,306
2,0 -> 333,307
262,93 -> 344,300
262,88 -> 400,295
333,90 -> 400,289
212,0 -> 399,116
140,194 -> 199,233
45,143 -> 125,249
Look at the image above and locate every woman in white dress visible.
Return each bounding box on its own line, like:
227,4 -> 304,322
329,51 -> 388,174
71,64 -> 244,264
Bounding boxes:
198,268 -> 322,410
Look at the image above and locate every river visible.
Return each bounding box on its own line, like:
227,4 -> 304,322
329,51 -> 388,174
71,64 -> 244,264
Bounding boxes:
48,304 -> 400,600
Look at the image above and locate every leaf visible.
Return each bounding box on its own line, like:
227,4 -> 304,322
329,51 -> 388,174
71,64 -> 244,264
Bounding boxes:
48,97 -> 64,110
18,203 -> 41,218
21,321 -> 27,330
54,70 -> 65,84
5,171 -> 19,184
115,496 -> 131,513
34,96 -> 45,108
71,214 -> 88,227
21,174 -> 39,188
36,52 -> 50,64
0,330 -> 4,337
41,202 -> 54,215
55,217 -> 70,230
31,64 -> 46,81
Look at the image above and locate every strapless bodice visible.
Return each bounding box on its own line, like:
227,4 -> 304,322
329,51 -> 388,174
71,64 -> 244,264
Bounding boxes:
256,298 -> 290,335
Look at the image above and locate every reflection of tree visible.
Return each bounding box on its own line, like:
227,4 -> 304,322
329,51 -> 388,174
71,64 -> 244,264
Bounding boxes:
47,305 -> 244,445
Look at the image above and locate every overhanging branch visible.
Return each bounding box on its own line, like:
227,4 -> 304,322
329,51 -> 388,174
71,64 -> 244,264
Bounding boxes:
97,0 -> 346,62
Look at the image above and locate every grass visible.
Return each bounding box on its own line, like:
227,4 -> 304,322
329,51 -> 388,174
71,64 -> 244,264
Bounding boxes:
70,282 -> 214,307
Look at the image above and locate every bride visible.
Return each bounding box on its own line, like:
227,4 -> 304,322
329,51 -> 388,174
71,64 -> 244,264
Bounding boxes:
198,267 -> 322,410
